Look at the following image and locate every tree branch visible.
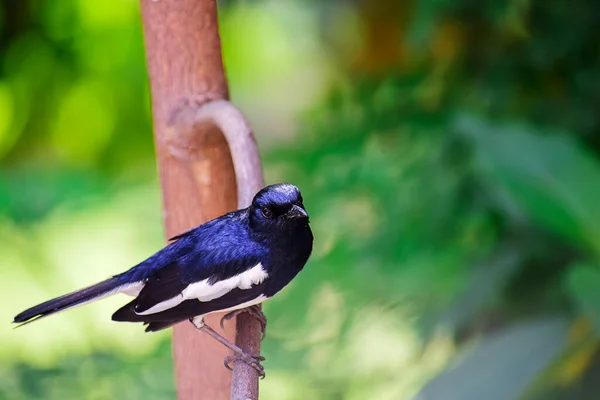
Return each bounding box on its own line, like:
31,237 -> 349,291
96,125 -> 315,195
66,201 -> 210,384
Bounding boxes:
166,98 -> 264,207
168,98 -> 264,400
140,0 -> 263,398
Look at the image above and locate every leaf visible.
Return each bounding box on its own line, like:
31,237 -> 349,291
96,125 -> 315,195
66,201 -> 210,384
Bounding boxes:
414,317 -> 570,400
565,264 -> 600,335
432,241 -> 521,335
455,115 -> 600,255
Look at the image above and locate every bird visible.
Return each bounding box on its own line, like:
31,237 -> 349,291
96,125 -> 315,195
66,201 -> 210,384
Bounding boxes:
13,183 -> 313,376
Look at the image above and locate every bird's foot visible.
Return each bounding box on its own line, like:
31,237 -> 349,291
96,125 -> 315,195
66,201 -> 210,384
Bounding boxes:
220,305 -> 267,340
190,317 -> 266,377
224,353 -> 266,379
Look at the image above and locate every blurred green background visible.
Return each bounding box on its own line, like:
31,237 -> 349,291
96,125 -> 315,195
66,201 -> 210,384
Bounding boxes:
2,0 -> 600,399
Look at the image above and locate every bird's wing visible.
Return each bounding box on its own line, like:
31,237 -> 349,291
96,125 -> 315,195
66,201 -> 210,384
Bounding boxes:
168,226 -> 196,242
112,211 -> 270,324
112,247 -> 266,322
130,262 -> 188,313
114,285 -> 267,332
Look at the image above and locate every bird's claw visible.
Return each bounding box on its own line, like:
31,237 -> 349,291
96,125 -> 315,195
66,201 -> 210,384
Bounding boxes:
220,305 -> 267,340
190,320 -> 266,378
224,353 -> 266,379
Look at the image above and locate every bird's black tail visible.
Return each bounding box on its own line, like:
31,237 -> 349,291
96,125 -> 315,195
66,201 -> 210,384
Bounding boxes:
13,277 -> 126,327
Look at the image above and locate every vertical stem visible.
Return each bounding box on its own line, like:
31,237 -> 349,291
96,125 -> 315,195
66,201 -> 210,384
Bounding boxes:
231,313 -> 262,398
139,0 -> 236,399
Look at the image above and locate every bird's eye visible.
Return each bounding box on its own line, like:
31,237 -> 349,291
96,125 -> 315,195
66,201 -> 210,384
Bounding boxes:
261,207 -> 273,218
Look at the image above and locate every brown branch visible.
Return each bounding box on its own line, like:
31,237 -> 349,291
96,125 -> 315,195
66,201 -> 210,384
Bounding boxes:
166,99 -> 265,207
139,0 -> 266,399
169,99 -> 264,400
140,1 -> 265,398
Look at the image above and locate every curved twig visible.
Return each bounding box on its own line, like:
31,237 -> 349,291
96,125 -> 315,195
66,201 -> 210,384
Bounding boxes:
169,98 -> 265,400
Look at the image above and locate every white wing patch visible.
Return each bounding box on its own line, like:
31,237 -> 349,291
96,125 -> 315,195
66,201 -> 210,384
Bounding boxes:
136,263 -> 268,315
120,282 -> 145,297
184,262 -> 268,301
138,294 -> 184,315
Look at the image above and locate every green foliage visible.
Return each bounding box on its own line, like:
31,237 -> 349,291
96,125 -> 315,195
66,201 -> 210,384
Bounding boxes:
0,340 -> 175,400
456,115 -> 600,255
417,317 -> 571,400
566,265 -> 600,335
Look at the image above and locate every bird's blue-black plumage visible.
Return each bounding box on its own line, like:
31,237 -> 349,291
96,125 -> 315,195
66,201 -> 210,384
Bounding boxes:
13,183 -> 313,332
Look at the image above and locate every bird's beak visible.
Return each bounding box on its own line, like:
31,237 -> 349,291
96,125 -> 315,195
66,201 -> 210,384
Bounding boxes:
288,204 -> 309,219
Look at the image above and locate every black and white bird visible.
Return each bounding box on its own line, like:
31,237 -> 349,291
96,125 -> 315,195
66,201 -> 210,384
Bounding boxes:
13,183 -> 313,375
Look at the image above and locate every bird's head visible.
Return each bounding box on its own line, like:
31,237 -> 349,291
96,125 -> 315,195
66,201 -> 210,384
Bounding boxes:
249,183 -> 309,233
